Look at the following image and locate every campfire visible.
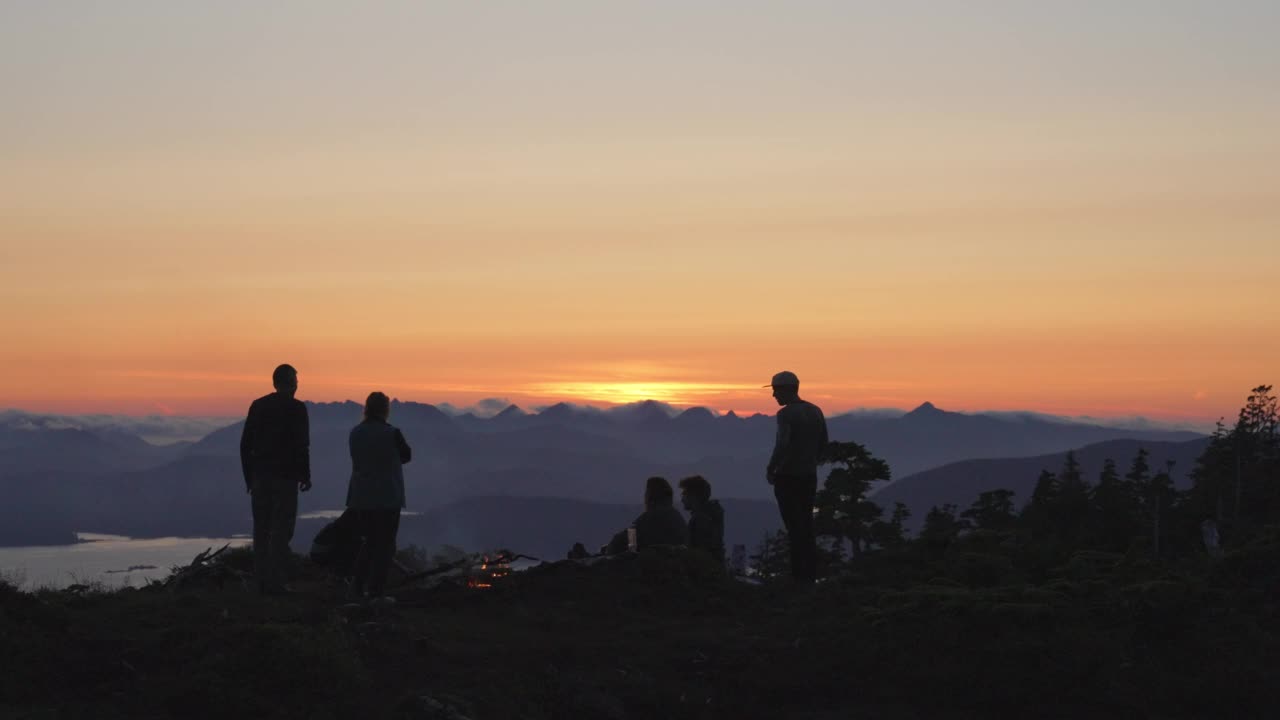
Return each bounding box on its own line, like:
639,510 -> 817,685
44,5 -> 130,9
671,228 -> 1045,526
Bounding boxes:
465,554 -> 512,589
396,549 -> 536,591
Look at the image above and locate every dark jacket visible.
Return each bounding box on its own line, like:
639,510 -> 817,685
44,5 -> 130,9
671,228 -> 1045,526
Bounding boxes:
239,392 -> 310,490
767,399 -> 829,478
636,500 -> 689,548
607,498 -> 689,554
688,499 -> 725,561
346,418 -> 412,510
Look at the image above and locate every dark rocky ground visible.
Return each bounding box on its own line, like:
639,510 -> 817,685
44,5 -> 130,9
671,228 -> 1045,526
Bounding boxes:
3,537 -> 1279,720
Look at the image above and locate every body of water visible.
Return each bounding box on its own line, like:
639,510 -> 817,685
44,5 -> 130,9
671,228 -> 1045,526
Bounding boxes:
0,533 -> 251,590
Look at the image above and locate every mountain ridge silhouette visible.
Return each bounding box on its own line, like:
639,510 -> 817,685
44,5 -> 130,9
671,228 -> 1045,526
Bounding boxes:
1,401 -> 1205,546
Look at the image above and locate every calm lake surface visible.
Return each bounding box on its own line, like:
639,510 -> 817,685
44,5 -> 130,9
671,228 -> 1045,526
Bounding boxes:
0,533 -> 251,590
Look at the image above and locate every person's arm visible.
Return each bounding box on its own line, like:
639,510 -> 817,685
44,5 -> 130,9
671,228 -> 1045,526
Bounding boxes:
239,402 -> 257,492
349,427 -> 359,474
296,403 -> 312,491
767,410 -> 793,481
395,428 -> 412,464
818,408 -> 830,462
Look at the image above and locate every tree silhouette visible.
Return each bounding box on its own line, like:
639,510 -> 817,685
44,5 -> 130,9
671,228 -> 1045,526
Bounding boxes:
1055,451 -> 1092,542
870,502 -> 912,548
1239,385 -> 1279,439
1125,447 -> 1151,488
1182,386 -> 1280,544
1020,469 -> 1059,540
813,441 -> 892,557
920,503 -> 967,551
1090,458 -> 1140,552
961,489 -> 1017,531
1187,420 -> 1235,524
1235,385 -> 1280,524
1143,460 -> 1177,556
749,530 -> 790,581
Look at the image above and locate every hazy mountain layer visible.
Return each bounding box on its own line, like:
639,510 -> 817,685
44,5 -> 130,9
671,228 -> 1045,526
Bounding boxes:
0,401 -> 1203,545
873,436 -> 1212,532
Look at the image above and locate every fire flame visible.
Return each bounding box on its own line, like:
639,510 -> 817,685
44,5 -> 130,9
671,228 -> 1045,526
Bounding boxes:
465,554 -> 509,590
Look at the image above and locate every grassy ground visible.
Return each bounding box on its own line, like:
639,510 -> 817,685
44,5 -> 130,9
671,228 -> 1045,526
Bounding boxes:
2,540 -> 1278,720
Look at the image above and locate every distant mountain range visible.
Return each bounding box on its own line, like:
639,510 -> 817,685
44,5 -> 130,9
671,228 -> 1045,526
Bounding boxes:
0,401 -> 1205,546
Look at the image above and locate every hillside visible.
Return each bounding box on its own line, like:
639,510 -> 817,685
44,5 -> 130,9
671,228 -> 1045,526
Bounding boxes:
3,537 -> 1278,719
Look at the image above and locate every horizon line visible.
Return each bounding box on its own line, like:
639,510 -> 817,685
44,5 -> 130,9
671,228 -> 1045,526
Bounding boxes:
0,399 -> 1221,433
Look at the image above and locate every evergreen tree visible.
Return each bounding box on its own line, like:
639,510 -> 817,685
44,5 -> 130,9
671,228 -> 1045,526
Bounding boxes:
920,503 -> 967,550
1020,469 -> 1059,540
1143,460 -> 1178,556
961,489 -> 1017,531
749,530 -> 790,581
1029,469 -> 1059,506
1090,458 -> 1140,552
1183,387 -> 1280,542
1239,384 -> 1279,439
1235,385 -> 1280,523
1125,447 -> 1151,488
1055,451 -> 1092,541
813,441 -> 892,557
870,502 -> 911,548
1122,447 -> 1157,544
1187,421 -> 1234,523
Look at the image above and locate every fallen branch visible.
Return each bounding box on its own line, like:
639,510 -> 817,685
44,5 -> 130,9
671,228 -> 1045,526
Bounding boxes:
396,550 -> 543,587
157,543 -> 246,590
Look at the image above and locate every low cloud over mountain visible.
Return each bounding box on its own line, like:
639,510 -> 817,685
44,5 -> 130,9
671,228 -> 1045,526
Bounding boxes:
434,398 -> 519,418
0,409 -> 234,446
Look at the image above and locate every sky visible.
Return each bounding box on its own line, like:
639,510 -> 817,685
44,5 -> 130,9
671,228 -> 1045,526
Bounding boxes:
1,1 -> 1277,420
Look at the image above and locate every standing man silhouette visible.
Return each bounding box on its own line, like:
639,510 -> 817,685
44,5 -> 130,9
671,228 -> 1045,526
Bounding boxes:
765,370 -> 828,585
240,363 -> 311,595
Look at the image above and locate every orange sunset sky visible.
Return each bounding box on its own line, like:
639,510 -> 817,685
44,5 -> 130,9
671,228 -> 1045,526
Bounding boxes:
1,3 -> 1277,422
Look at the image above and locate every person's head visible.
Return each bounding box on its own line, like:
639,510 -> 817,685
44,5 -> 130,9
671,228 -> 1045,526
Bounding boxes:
363,391 -> 391,422
272,364 -> 298,397
678,475 -> 712,511
643,476 -> 673,509
766,370 -> 800,406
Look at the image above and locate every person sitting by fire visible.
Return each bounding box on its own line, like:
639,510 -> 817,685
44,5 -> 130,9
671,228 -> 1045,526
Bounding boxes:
679,475 -> 725,564
604,476 -> 688,554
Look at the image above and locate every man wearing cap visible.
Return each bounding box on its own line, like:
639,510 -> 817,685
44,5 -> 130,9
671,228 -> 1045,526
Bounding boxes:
765,370 -> 828,584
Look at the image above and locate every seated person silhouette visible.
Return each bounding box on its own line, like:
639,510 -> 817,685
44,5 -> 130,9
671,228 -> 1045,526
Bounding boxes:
309,509 -> 362,577
679,475 -> 725,564
605,476 -> 689,554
